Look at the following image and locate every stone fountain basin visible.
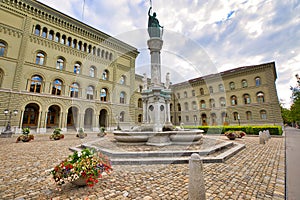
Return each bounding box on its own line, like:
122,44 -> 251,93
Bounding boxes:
113,130 -> 204,145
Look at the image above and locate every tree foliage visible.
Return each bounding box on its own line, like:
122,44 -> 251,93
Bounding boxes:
290,74 -> 300,124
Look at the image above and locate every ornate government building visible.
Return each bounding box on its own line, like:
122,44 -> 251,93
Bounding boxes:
0,0 -> 282,133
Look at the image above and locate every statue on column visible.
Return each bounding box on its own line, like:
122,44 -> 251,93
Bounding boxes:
142,73 -> 148,90
165,72 -> 170,89
148,6 -> 163,38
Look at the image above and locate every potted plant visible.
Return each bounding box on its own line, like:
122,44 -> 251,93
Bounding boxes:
224,130 -> 237,140
50,128 -> 64,140
51,148 -> 112,187
16,128 -> 34,142
97,127 -> 107,137
76,128 -> 87,138
236,131 -> 246,138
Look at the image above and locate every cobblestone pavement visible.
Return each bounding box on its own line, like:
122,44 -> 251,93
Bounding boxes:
0,133 -> 285,200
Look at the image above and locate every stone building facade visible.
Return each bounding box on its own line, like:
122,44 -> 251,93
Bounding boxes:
0,0 -> 139,133
170,62 -> 283,126
0,0 -> 282,133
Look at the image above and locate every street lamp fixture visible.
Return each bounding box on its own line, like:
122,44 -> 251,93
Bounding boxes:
1,109 -> 18,138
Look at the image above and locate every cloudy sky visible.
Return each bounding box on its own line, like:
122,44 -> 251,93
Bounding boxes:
38,0 -> 300,108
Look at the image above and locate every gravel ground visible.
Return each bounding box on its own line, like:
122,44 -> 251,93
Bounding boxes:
0,132 -> 285,200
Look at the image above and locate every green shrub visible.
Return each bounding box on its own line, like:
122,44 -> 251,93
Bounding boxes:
184,125 -> 282,135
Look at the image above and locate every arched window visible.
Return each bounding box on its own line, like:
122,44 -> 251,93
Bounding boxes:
92,46 -> 96,55
83,43 -> 87,52
184,102 -> 189,111
260,110 -> 267,119
185,116 -> 189,122
97,48 -> 101,57
200,100 -> 206,109
70,82 -> 79,98
100,88 -> 108,101
42,27 -> 47,38
138,114 -> 142,123
74,62 -> 81,74
120,111 -> 125,122
52,79 -> 62,95
243,94 -> 251,104
192,90 -> 195,96
219,84 -> 224,92
120,92 -> 126,104
170,103 -> 173,111
138,98 -> 142,108
229,82 -> 235,90
192,101 -> 197,110
246,111 -> 252,120
233,112 -> 239,121
257,92 -> 265,103
88,45 -> 92,53
35,52 -> 45,65
102,70 -> 109,80
55,32 -> 60,42
120,75 -> 126,85
34,25 -> 41,36
0,41 -> 7,56
67,37 -> 72,46
241,79 -> 248,88
89,66 -> 95,77
105,51 -> 109,59
30,75 -> 42,93
209,98 -> 215,108
209,86 -> 213,93
200,88 -> 204,95
177,93 -> 180,99
177,103 -> 181,111
86,86 -> 94,100
184,91 -> 188,98
109,53 -> 113,61
72,39 -> 77,48
61,35 -> 66,44
231,95 -> 238,106
211,113 -> 217,125
255,77 -> 261,86
78,41 -> 82,51
48,30 -> 54,40
220,97 -> 226,107
101,50 -> 105,58
56,57 -> 65,70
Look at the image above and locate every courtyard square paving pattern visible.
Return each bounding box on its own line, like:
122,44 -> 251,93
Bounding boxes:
0,132 -> 285,199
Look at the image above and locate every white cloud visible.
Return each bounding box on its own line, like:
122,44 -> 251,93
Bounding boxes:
38,0 -> 300,108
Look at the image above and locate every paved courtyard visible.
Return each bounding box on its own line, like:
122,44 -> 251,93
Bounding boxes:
0,132 -> 285,200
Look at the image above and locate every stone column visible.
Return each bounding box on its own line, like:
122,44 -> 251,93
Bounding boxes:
189,153 -> 206,200
142,99 -> 148,123
147,38 -> 163,88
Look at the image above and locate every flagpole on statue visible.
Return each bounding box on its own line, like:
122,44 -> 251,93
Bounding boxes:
82,0 -> 86,21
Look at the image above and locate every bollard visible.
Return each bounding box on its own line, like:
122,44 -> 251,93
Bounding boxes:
259,131 -> 265,144
266,130 -> 271,140
189,153 -> 206,200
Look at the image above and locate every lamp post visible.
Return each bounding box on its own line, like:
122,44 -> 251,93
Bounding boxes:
237,114 -> 241,126
1,109 -> 18,137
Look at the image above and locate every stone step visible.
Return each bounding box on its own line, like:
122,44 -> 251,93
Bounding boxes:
69,142 -> 245,165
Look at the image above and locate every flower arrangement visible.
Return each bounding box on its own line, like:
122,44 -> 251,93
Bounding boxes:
51,148 -> 112,187
76,128 -> 87,138
224,130 -> 238,140
224,130 -> 246,140
97,127 -> 107,137
236,131 -> 246,138
50,128 -> 64,140
16,128 -> 34,142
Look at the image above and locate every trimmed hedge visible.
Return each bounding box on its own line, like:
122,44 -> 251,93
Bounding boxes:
184,125 -> 283,135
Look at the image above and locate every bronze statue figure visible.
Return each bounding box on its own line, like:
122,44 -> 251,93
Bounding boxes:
148,6 -> 163,38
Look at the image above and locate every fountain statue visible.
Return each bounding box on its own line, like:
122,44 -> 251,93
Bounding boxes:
113,5 -> 203,146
